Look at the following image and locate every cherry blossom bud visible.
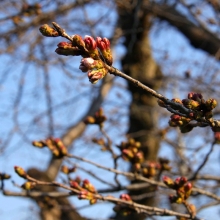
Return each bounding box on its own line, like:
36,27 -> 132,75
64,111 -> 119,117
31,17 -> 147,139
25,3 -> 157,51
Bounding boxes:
14,166 -> 27,179
214,132 -> 220,144
22,181 -> 36,190
120,194 -> 132,201
188,92 -> 203,101
182,99 -> 200,110
169,195 -> 183,204
55,42 -> 82,56
82,179 -> 96,193
96,37 -> 113,65
184,182 -> 192,199
79,58 -> 96,72
88,68 -> 108,84
72,35 -> 85,50
32,140 -> 46,148
163,176 -> 174,189
84,35 -> 97,50
69,180 -> 82,190
84,36 -> 100,59
39,24 -> 59,37
205,98 -> 217,110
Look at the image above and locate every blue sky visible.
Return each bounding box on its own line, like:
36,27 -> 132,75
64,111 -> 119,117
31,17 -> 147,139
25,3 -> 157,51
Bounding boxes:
1,1 -> 220,219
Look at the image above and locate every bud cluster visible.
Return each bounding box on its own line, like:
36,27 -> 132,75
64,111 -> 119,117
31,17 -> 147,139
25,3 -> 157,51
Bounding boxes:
136,157 -> 171,179
166,92 -> 218,133
113,194 -> 133,216
32,137 -> 68,158
39,24 -> 113,84
84,108 -> 107,127
163,176 -> 193,204
118,139 -> 144,166
61,165 -> 76,174
69,178 -> 97,205
22,3 -> 41,16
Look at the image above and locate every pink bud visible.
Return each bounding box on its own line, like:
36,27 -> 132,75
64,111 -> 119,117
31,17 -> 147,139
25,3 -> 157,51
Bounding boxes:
84,35 -> 97,50
96,37 -> 110,50
79,58 -> 96,72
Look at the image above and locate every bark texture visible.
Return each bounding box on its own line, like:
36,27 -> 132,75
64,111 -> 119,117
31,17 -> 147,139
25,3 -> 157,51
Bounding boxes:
114,1 -> 163,219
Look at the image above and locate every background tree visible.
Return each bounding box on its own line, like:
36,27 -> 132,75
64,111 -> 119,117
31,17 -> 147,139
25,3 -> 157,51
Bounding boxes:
1,0 -> 220,220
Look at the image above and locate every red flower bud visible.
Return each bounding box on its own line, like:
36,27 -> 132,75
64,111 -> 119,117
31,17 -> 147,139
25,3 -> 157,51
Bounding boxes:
96,37 -> 110,50
84,35 -> 97,50
120,194 -> 132,201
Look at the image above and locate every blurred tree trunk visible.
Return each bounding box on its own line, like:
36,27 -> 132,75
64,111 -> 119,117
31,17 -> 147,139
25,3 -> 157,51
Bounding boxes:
115,1 -> 163,219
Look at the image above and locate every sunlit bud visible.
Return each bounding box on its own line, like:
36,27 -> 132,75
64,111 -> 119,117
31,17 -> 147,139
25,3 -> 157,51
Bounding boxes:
32,140 -> 46,148
84,116 -> 96,124
134,152 -> 144,163
188,92 -> 203,101
79,58 -> 95,72
90,198 -> 97,205
96,37 -> 113,65
78,190 -> 88,199
0,173 -> 11,180
172,98 -> 183,105
59,145 -> 68,156
61,165 -> 69,174
55,45 -> 81,56
52,149 -> 60,157
87,68 -> 108,84
122,149 -> 134,160
14,166 -> 27,179
133,163 -> 141,171
135,141 -> 141,148
120,194 -> 132,201
74,176 -> 81,184
96,37 -> 110,50
84,35 -> 97,50
171,114 -> 181,121
69,180 -> 82,190
205,98 -> 218,110
84,36 -> 100,59
72,35 -> 85,50
182,99 -> 200,110
184,182 -> 192,199
21,181 -> 36,190
82,179 -> 97,193
214,132 -> 220,144
169,195 -> 183,204
39,24 -> 59,37
148,166 -> 156,177
163,176 -> 174,189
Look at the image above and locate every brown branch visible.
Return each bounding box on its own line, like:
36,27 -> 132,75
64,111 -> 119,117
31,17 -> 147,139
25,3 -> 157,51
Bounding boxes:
143,2 -> 220,58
